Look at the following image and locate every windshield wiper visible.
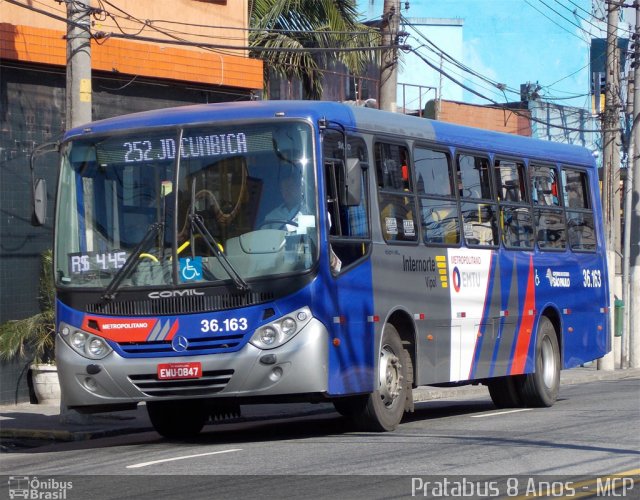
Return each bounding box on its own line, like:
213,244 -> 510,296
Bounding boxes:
189,214 -> 250,291
102,222 -> 163,301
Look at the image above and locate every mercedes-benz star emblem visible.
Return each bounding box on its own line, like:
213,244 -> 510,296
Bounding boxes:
171,335 -> 189,352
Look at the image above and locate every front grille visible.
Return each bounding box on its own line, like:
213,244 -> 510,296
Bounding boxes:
129,369 -> 234,397
116,333 -> 246,356
86,291 -> 274,316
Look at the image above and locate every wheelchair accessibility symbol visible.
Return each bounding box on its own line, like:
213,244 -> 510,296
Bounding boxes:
180,257 -> 202,282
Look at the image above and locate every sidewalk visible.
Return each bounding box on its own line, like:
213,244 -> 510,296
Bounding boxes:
1,366 -> 638,444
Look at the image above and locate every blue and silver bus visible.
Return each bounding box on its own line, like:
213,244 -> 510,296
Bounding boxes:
48,101 -> 609,437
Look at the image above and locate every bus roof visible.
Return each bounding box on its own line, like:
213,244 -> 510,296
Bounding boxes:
65,100 -> 596,167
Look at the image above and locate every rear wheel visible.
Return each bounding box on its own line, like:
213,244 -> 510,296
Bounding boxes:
487,375 -> 522,408
147,399 -> 208,438
518,316 -> 560,407
351,324 -> 410,431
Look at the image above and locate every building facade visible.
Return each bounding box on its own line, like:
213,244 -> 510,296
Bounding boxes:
0,0 -> 262,403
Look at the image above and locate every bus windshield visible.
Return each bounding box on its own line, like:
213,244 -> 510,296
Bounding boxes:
55,121 -> 318,290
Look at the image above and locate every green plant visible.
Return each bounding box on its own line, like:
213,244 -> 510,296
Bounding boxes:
0,250 -> 55,364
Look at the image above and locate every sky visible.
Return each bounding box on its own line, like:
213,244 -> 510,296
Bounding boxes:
358,0 -> 634,109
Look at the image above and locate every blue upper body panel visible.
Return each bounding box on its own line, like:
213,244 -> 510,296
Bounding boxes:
63,101 -> 358,139
64,100 -> 595,168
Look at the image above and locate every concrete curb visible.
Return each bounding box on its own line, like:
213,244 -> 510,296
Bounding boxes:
1,367 -> 638,444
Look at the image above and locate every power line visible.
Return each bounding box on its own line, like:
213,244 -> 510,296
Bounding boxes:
550,0 -> 608,35
524,0 -> 589,41
5,0 -> 613,135
402,13 -> 592,108
409,44 -> 508,102
400,15 -> 521,98
410,48 -> 606,134
5,0 -> 390,54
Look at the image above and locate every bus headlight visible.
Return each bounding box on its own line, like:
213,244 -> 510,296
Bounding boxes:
250,306 -> 312,350
260,327 -> 277,346
59,322 -> 113,360
88,338 -> 110,358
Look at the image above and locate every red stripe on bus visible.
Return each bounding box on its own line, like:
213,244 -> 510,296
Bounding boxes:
511,256 -> 536,374
164,319 -> 180,341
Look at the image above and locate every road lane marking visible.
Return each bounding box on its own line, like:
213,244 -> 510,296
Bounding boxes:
470,408 -> 532,418
126,448 -> 242,469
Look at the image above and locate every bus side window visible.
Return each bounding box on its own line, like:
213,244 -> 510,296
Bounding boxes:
323,133 -> 371,273
531,165 -> 560,207
532,164 -> 566,250
457,154 -> 497,247
375,142 -> 417,243
495,159 -> 533,249
415,146 -> 460,245
457,153 -> 492,199
535,209 -> 567,250
562,167 -> 596,252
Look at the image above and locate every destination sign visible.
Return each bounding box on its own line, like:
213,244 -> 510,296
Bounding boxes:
97,132 -> 249,165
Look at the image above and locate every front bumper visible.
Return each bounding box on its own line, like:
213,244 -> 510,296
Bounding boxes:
57,318 -> 329,409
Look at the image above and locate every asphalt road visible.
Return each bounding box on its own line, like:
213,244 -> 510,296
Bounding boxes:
1,377 -> 638,499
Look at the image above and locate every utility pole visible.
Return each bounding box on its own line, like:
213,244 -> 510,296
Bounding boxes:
600,0 -> 621,370
379,0 -> 399,112
61,0 -> 92,423
65,0 -> 92,130
629,1 -> 640,368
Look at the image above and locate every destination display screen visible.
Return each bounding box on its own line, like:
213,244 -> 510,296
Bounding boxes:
95,132 -> 250,166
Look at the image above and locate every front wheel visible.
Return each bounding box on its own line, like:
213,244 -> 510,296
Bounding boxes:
147,399 -> 208,439
518,316 -> 561,407
351,324 -> 410,432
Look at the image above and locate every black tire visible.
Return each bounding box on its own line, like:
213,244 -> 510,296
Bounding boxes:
147,399 -> 208,439
351,324 -> 410,432
487,375 -> 523,408
332,395 -> 368,417
518,316 -> 561,407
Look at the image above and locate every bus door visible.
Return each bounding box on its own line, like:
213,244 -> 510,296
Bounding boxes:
322,131 -> 374,395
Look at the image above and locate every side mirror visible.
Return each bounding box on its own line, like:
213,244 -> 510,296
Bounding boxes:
29,140 -> 59,226
338,158 -> 363,207
32,178 -> 47,226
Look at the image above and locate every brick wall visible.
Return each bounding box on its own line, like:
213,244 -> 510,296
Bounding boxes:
437,100 -> 532,136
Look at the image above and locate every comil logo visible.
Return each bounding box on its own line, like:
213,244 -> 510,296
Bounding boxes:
8,476 -> 73,499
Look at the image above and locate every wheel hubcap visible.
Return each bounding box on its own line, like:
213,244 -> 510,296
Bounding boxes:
378,344 -> 403,407
540,336 -> 556,388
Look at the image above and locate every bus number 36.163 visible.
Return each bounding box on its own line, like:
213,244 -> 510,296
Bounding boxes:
582,269 -> 602,288
200,317 -> 248,333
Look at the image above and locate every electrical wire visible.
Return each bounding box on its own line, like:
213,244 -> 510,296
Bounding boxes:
524,0 -> 589,42
401,15 -> 522,97
409,48 -> 607,134
402,14 -> 591,106
4,0 -> 621,135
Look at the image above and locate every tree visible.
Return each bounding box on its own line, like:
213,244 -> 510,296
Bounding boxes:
249,0 -> 377,99
0,250 -> 55,364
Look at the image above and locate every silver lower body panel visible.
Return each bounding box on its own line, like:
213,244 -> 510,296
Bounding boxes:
57,318 -> 329,409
